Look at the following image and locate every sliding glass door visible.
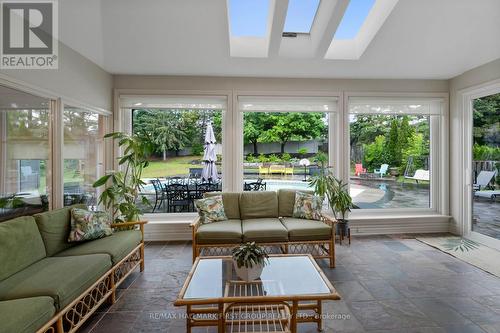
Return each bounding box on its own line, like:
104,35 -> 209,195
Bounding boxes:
470,92 -> 500,241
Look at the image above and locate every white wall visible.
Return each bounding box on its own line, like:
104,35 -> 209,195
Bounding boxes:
449,58 -> 500,235
114,75 -> 449,93
0,42 -> 113,111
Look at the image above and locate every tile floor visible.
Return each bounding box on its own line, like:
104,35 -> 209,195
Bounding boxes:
80,236 -> 500,333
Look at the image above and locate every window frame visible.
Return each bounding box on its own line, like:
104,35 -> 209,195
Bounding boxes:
0,75 -> 112,211
459,79 -> 500,250
235,91 -> 342,192
343,92 -> 449,218
116,90 -> 232,221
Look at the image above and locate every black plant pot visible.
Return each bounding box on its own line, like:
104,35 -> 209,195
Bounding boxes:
336,219 -> 349,238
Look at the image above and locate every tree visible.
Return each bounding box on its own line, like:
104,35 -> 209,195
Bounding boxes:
133,109 -> 188,160
363,135 -> 389,170
243,112 -> 267,155
387,119 -> 400,166
261,113 -> 326,153
473,93 -> 500,146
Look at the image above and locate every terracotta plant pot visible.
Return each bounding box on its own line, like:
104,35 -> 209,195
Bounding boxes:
233,260 -> 264,282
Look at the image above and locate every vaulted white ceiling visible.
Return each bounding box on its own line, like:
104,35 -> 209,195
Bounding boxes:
58,0 -> 500,79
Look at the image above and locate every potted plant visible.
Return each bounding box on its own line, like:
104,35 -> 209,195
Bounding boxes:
93,132 -> 153,223
310,167 -> 354,239
232,242 -> 269,281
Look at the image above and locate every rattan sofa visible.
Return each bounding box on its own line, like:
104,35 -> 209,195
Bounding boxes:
191,190 -> 337,268
0,205 -> 146,333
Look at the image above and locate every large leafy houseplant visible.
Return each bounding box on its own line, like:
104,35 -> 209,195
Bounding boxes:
309,159 -> 354,222
93,132 -> 153,222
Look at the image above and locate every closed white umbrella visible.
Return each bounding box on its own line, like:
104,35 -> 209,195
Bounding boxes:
201,122 -> 219,182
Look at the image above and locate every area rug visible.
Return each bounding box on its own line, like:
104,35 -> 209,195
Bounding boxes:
416,236 -> 500,278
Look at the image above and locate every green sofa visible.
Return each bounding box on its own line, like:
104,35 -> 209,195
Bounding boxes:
191,190 -> 337,268
0,205 -> 146,333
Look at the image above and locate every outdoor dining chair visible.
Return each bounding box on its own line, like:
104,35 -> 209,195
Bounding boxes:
165,183 -> 191,212
151,178 -> 167,213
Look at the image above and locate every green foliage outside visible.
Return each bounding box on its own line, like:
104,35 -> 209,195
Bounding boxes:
354,115 -> 429,172
244,112 -> 327,155
133,109 -> 222,160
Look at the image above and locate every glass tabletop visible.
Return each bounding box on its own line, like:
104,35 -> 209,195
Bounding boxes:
182,255 -> 333,300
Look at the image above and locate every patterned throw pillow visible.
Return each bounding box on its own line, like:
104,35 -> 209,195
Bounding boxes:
68,208 -> 113,243
195,195 -> 227,224
292,192 -> 323,221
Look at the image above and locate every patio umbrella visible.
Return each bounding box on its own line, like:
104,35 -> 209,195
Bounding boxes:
201,122 -> 219,182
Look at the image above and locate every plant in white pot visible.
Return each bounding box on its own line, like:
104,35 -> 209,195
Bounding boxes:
232,242 -> 269,282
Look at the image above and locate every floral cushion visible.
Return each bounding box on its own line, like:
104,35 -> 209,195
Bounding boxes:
195,195 -> 227,224
292,192 -> 323,221
68,208 -> 113,242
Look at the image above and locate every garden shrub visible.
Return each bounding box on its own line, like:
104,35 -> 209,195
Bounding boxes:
258,154 -> 268,163
363,135 -> 389,171
281,153 -> 291,162
191,143 -> 204,156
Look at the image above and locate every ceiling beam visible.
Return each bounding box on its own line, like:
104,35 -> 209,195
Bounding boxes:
314,0 -> 350,59
268,0 -> 289,58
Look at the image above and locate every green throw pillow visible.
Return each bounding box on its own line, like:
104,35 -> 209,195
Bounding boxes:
68,208 -> 113,242
292,192 -> 323,221
195,195 -> 227,224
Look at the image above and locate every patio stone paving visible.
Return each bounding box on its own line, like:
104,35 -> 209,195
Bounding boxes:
473,199 -> 500,240
80,236 -> 500,333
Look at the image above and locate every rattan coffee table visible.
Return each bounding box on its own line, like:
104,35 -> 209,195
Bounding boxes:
174,254 -> 340,333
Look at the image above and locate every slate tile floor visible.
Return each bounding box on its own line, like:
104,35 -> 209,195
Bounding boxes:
80,236 -> 500,333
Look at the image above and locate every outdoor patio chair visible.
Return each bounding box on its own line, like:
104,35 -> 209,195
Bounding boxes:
258,164 -> 269,175
404,169 -> 430,183
167,176 -> 185,185
474,190 -> 500,201
354,163 -> 366,176
190,182 -> 220,201
151,178 -> 167,212
243,181 -> 267,191
166,183 -> 191,212
285,163 -> 294,175
473,170 -> 497,191
269,164 -> 286,175
374,164 -> 389,177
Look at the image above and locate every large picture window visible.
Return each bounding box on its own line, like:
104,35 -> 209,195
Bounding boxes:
239,96 -> 337,193
124,96 -> 226,214
348,97 -> 443,210
0,85 -> 51,221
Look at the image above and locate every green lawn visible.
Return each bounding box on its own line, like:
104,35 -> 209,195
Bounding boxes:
142,156 -> 203,178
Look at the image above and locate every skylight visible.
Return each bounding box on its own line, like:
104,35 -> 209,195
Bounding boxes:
283,0 -> 320,33
228,0 -> 270,37
334,0 -> 375,39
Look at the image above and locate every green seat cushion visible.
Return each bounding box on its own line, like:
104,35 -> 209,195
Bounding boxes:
0,254 -> 111,310
0,216 -> 46,281
242,218 -> 288,242
278,189 -> 313,217
205,192 -> 240,219
55,230 -> 142,265
34,204 -> 86,256
240,192 -> 278,219
281,217 -> 332,241
0,297 -> 56,333
196,219 -> 243,244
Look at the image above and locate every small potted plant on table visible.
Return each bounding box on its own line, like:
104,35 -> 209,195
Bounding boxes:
232,242 -> 269,282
